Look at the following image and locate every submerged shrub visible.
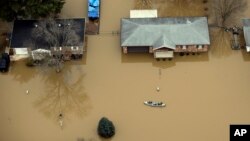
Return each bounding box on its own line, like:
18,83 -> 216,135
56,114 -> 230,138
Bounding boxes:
97,117 -> 115,138
26,58 -> 34,67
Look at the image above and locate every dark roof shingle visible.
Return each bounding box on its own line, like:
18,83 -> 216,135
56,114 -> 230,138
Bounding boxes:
11,18 -> 85,49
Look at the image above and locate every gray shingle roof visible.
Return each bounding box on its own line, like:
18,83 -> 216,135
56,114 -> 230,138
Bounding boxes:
121,17 -> 210,49
242,19 -> 250,46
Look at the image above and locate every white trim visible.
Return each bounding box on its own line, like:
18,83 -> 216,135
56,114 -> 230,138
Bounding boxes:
14,48 -> 28,55
154,51 -> 174,58
246,46 -> 250,52
130,10 -> 158,18
153,46 -> 175,51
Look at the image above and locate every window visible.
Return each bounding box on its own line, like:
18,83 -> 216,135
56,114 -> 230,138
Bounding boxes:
198,45 -> 203,49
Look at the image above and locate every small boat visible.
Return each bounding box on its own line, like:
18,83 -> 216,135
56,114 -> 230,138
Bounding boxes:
144,101 -> 166,107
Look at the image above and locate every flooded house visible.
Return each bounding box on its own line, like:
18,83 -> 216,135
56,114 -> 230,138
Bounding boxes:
242,19 -> 250,52
120,14 -> 210,59
9,18 -> 86,61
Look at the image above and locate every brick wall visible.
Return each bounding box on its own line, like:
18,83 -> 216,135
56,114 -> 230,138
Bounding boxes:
174,45 -> 209,52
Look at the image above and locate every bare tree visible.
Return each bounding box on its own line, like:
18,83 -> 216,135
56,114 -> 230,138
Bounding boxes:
210,0 -> 247,27
152,0 -> 204,17
32,19 -> 81,48
31,18 -> 82,72
34,66 -> 90,128
208,0 -> 247,50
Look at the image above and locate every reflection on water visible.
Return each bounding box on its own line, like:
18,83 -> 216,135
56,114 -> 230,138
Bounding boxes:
121,52 -> 209,69
34,63 -> 91,126
8,61 -> 38,83
210,28 -> 232,57
241,49 -> 250,61
121,53 -> 177,69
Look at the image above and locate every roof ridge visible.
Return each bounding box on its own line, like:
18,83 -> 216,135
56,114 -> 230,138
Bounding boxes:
121,24 -> 141,46
153,34 -> 176,49
189,19 -> 210,44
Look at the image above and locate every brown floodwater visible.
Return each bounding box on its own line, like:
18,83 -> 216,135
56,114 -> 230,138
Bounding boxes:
1,0 -> 250,141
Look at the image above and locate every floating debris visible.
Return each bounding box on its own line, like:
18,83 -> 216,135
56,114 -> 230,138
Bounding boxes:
26,90 -> 29,94
156,87 -> 160,92
59,119 -> 63,127
159,68 -> 161,76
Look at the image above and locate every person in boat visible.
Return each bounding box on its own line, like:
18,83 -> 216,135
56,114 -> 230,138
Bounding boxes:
148,101 -> 152,104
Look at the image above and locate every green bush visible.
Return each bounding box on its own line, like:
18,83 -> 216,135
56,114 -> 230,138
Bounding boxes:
26,58 -> 34,67
97,117 -> 115,138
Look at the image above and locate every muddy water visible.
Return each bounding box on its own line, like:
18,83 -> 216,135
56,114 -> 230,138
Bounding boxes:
1,0 -> 250,141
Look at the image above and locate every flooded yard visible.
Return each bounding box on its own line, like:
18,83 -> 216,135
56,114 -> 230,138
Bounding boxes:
1,0 -> 250,141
